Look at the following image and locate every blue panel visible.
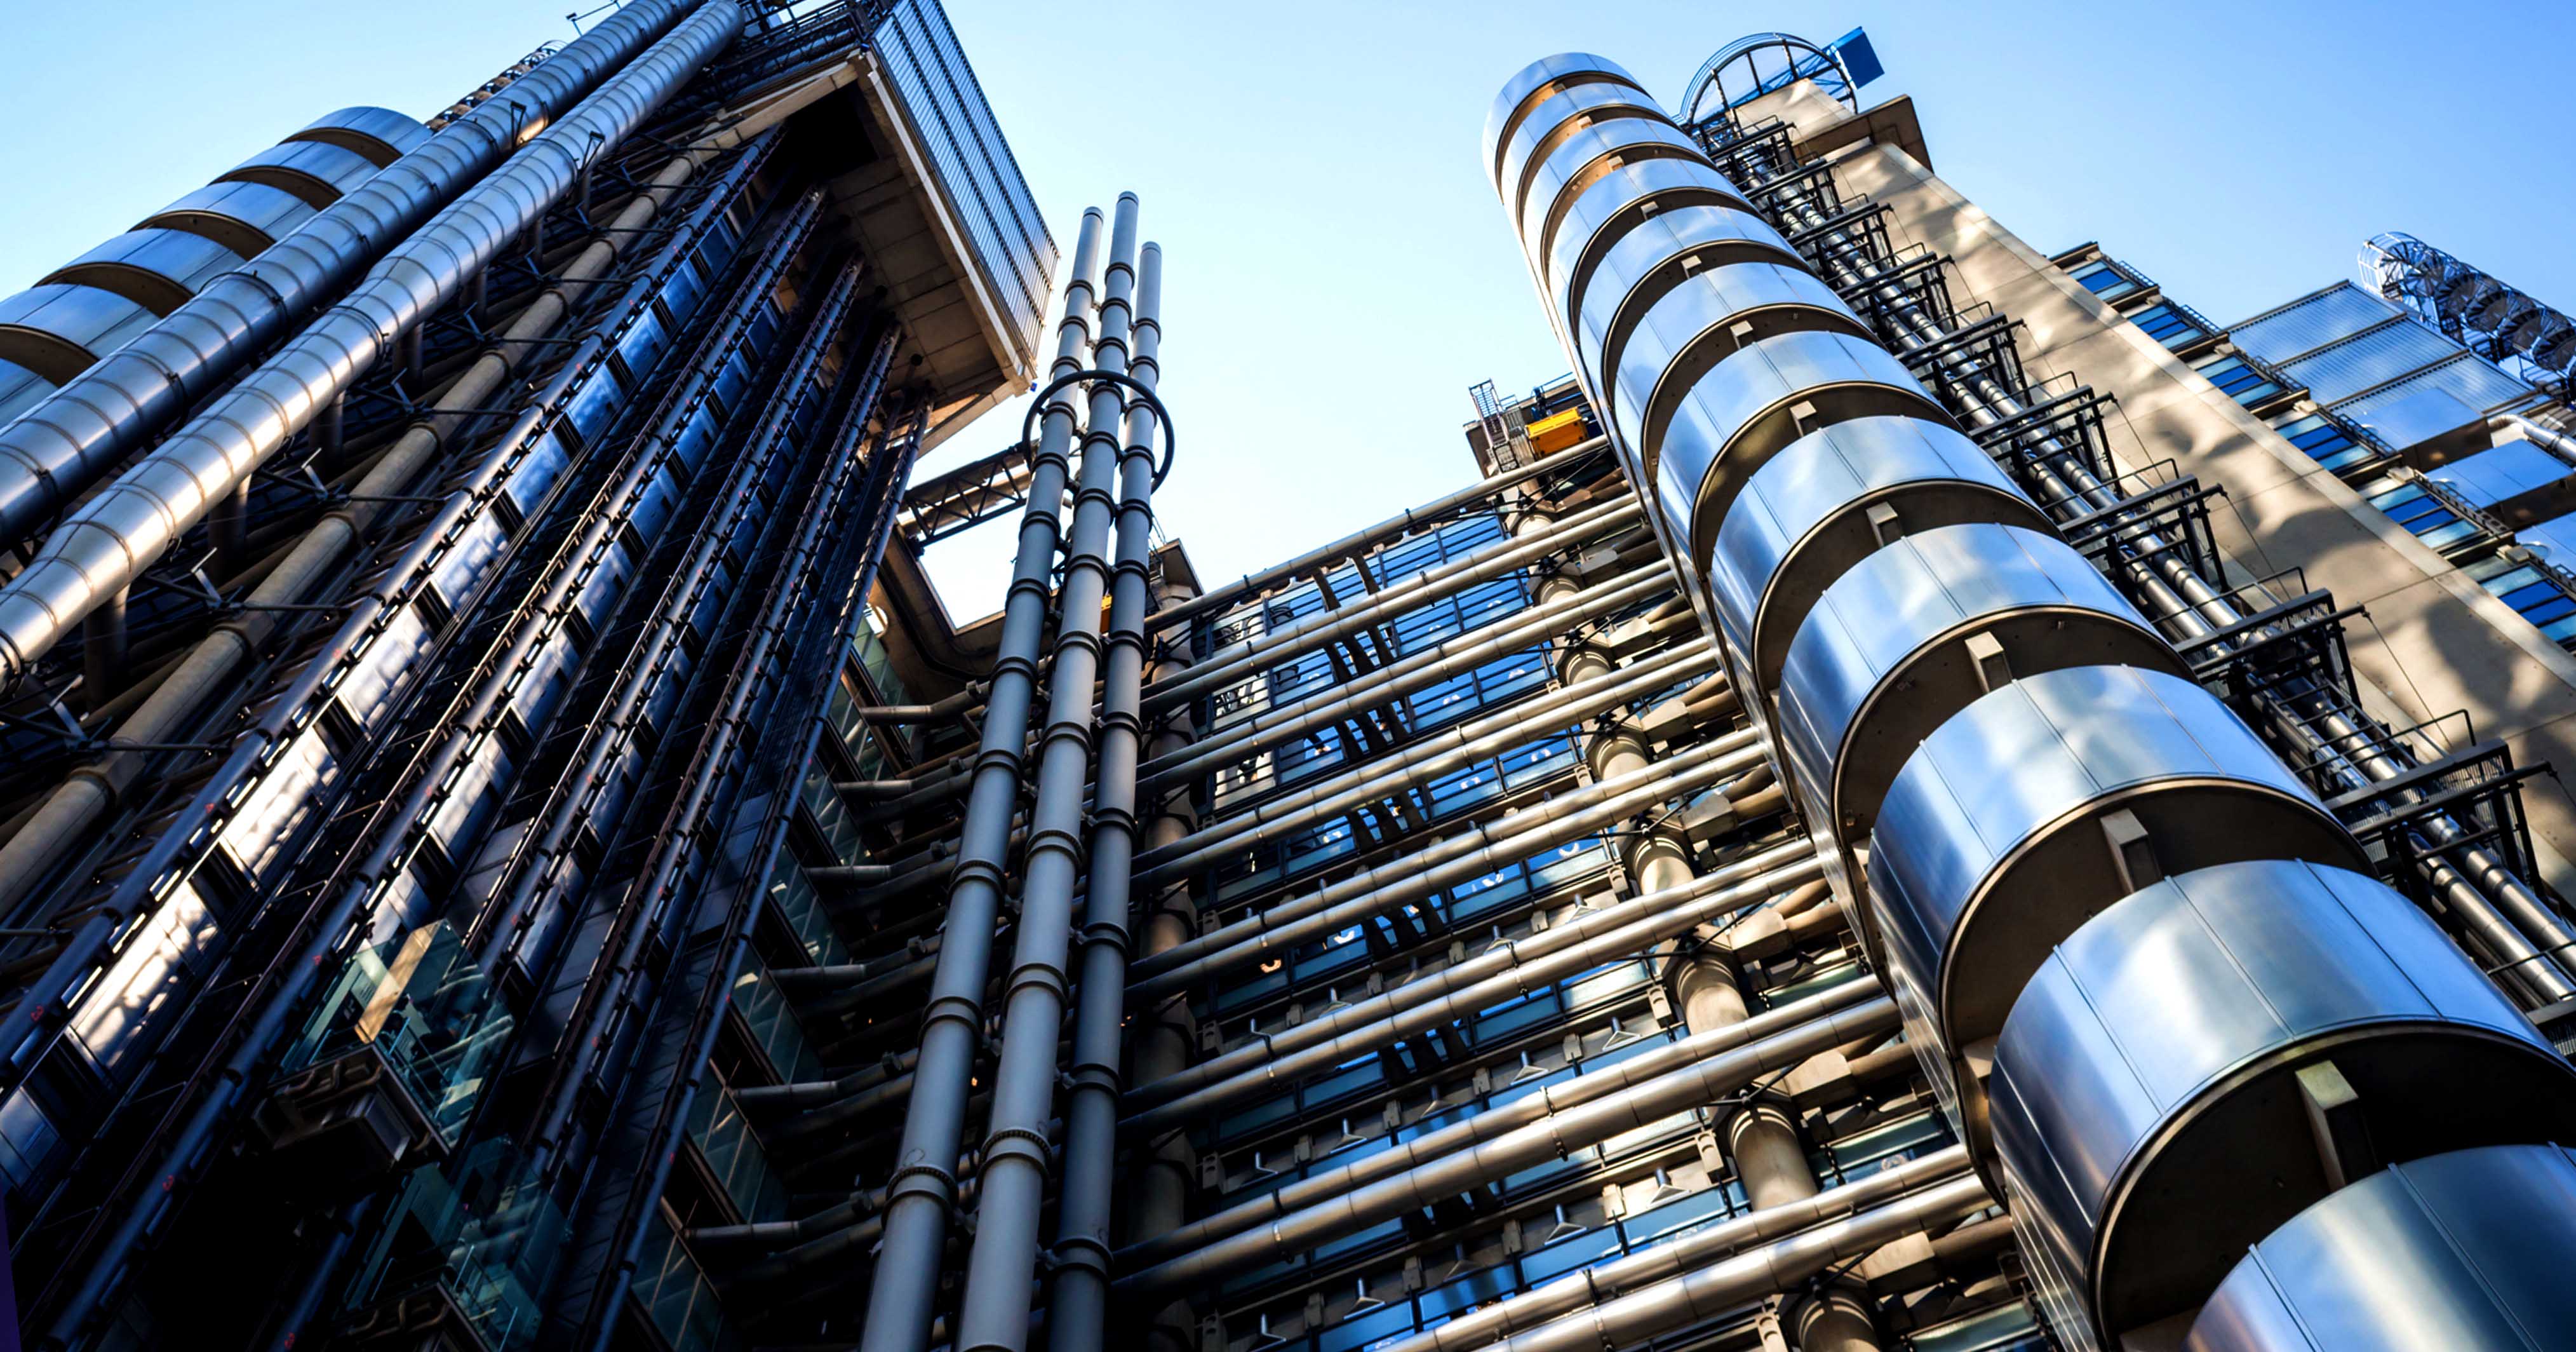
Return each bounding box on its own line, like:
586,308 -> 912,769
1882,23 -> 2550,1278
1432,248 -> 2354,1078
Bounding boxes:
1834,29 -> 1885,87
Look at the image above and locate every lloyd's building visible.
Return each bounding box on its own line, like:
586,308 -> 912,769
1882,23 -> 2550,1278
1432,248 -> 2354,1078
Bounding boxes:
0,8 -> 2574,1352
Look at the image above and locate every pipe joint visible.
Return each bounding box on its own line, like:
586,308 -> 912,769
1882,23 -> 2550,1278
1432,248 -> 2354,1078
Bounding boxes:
979,1125 -> 1053,1173
885,1159 -> 962,1209
1002,957 -> 1071,1004
1089,802 -> 1139,839
1026,818 -> 1087,861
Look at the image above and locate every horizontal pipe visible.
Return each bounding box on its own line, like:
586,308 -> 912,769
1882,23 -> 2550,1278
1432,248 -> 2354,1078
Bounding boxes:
1113,985 -> 1889,1294
1136,565 -> 1671,792
1120,841 -> 1828,1137
1148,437 -> 1612,632
1380,1153 -> 1986,1352
1117,975 -> 1884,1269
1143,494 -> 1642,711
1134,641 -> 1720,886
856,686 -> 984,722
1129,732 -> 1763,998
1487,1174 -> 1994,1352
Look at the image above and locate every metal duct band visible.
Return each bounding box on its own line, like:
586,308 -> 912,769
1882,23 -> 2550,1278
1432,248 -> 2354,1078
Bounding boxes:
0,0 -> 697,557
1611,260 -> 1867,457
212,138 -> 385,207
1562,196 -> 1798,386
1518,118 -> 1712,268
284,106 -> 434,165
0,285 -> 160,384
1985,860 -> 2576,1347
0,361 -> 46,425
137,179 -> 320,257
2184,1143 -> 2576,1351
1864,665 -> 2365,1119
1707,414 -> 2048,692
1649,327 -> 1951,576
40,229 -> 255,316
1776,522 -> 2180,850
1498,81 -> 1670,227
1483,53 -> 1646,186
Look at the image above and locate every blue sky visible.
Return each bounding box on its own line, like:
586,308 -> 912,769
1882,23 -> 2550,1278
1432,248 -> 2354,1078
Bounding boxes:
3,1 -> 2570,618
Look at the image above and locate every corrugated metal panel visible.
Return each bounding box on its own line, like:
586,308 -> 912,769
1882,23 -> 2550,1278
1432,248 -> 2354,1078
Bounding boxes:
2231,281 -> 2401,364
2281,319 -> 2459,403
2332,353 -> 2534,442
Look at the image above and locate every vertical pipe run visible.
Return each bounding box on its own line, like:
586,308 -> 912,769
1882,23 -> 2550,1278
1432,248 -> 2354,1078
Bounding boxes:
859,208 -> 1108,1352
1046,236 -> 1167,1352
955,193 -> 1143,1352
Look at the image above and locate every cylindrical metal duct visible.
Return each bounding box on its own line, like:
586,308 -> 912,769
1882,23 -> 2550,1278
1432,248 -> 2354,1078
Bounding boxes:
2185,1144 -> 2576,1351
1989,859 -> 2576,1345
0,0 -> 743,688
0,0 -> 705,553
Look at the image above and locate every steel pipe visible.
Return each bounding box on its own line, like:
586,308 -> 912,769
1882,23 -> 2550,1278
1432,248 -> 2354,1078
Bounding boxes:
1120,840 -> 1827,1137
1142,494 -> 1644,711
0,0 -> 703,554
955,194 -> 1146,1352
857,206 -> 1109,1352
1370,1146 -> 1977,1352
0,17 -> 779,1094
1149,436 -> 1613,632
1136,565 -> 1674,792
1113,982 -> 1886,1294
1117,975 -> 1882,1269
1045,232 -> 1171,1352
1134,640 -> 1720,887
1127,731 -> 1763,999
0,0 -> 744,689
1479,1175 -> 1992,1352
0,132 -> 763,926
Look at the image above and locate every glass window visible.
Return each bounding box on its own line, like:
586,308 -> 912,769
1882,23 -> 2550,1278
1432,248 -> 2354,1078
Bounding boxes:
2191,353 -> 2286,406
2126,302 -> 2204,349
2271,412 -> 2380,474
2068,259 -> 2139,301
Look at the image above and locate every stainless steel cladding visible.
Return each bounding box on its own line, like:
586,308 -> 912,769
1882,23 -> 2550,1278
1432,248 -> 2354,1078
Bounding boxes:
0,0 -> 739,687
1706,416 -> 2047,691
2185,1144 -> 2576,1351
1561,199 -> 1802,386
1649,330 -> 1950,583
1774,523 -> 2180,847
1987,861 -> 2576,1344
0,0 -> 701,555
1482,48 -> 2576,1349
1865,665 -> 2364,1066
